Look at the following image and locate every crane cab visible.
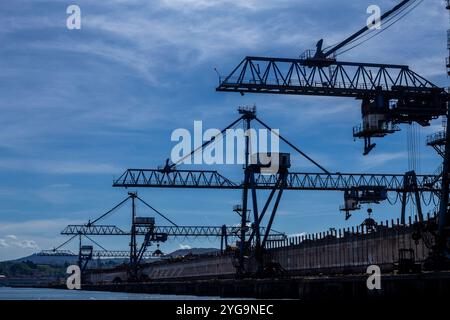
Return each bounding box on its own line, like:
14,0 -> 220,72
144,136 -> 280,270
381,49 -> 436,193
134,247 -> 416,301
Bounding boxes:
80,245 -> 93,256
353,97 -> 400,155
250,152 -> 291,174
134,217 -> 155,226
340,186 -> 387,220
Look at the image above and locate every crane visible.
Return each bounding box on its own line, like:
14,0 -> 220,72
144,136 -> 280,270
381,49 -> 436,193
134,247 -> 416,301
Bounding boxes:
60,224 -> 286,242
113,107 -> 439,272
55,191 -> 287,276
215,0 -> 450,268
37,232 -> 163,275
216,0 -> 447,154
114,168 -> 438,192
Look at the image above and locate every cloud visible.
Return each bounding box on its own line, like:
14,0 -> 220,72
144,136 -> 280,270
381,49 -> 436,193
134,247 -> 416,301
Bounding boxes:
0,218 -> 85,236
0,218 -> 88,261
48,184 -> 72,188
359,152 -> 407,170
289,232 -> 306,238
408,55 -> 447,79
0,235 -> 39,250
29,41 -> 160,84
289,152 -> 337,171
157,0 -> 306,12
19,240 -> 39,249
0,159 -> 120,175
179,244 -> 192,250
0,239 -> 9,248
10,0 -> 326,83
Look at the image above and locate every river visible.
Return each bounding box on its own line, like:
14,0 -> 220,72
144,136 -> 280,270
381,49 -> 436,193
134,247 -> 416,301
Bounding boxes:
0,287 -> 227,300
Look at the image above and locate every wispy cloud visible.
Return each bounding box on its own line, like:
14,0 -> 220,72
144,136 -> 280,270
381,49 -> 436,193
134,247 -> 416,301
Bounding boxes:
0,239 -> 9,248
289,232 -> 306,238
0,235 -> 39,250
157,0 -> 299,11
359,152 -> 407,170
0,159 -> 119,175
0,218 -> 88,260
0,218 -> 84,235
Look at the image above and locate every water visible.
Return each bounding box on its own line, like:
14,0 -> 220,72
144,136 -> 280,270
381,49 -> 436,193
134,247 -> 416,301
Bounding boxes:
0,287 -> 226,300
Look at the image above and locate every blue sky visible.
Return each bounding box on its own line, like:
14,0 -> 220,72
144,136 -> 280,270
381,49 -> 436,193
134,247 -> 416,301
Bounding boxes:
0,0 -> 448,261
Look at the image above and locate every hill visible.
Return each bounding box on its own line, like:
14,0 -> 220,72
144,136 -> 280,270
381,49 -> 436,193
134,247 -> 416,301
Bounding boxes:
166,248 -> 220,257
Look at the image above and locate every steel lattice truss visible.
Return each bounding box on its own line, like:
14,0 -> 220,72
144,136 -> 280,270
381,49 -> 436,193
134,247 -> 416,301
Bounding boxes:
37,249 -> 76,256
216,56 -> 445,99
257,172 -> 439,191
90,250 -> 156,258
113,169 -> 439,193
114,169 -> 237,189
37,249 -> 157,259
61,224 -> 287,241
63,225 -> 128,235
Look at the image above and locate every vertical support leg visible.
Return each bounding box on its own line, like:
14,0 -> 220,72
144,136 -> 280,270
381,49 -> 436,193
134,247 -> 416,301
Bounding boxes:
240,170 -> 249,273
130,193 -> 138,278
246,179 -> 280,245
238,115 -> 252,274
262,173 -> 287,248
438,119 -> 450,259
250,173 -> 262,272
78,234 -> 82,269
225,230 -> 228,249
414,188 -> 424,223
221,224 -> 228,253
401,173 -> 408,225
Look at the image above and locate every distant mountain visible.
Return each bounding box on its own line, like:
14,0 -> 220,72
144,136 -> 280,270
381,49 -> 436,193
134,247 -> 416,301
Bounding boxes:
11,254 -> 128,267
13,253 -> 77,266
6,247 -> 220,267
166,248 -> 220,257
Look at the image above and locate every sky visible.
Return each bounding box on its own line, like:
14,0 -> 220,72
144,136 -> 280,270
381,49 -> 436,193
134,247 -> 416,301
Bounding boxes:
0,0 -> 448,261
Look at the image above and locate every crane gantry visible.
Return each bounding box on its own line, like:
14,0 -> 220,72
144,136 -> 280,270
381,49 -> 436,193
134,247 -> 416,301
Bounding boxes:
112,105 -> 439,272
48,191 -> 287,277
112,1 -> 450,271
37,0 -> 450,277
216,1 -> 448,155
214,0 -> 450,268
48,1 -> 449,275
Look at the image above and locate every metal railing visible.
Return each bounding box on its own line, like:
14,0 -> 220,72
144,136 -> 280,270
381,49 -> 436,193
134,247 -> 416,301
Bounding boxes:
426,130 -> 446,145
265,214 -> 437,272
352,122 -> 400,136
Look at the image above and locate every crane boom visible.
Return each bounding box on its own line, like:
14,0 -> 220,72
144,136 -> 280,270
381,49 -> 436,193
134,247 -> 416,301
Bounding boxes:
323,0 -> 412,58
113,168 -> 439,193
60,224 -> 287,241
215,1 -> 448,155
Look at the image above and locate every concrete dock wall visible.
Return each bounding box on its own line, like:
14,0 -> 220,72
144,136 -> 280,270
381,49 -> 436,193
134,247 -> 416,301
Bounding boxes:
142,255 -> 236,280
88,270 -> 128,284
86,218 -> 432,283
266,220 -> 430,273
